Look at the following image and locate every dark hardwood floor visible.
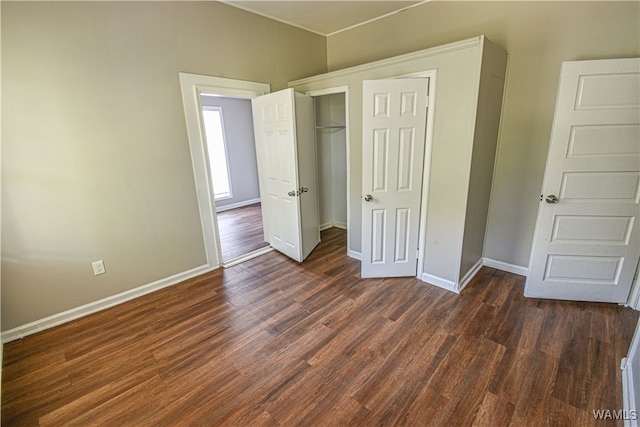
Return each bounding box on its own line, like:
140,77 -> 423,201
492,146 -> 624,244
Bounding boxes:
217,203 -> 269,262
2,228 -> 638,426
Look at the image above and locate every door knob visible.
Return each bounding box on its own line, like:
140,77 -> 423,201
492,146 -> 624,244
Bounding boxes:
288,191 -> 296,197
545,195 -> 559,204
364,194 -> 373,202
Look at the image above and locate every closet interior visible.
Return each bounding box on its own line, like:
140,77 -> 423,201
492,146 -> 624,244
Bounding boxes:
313,93 -> 348,235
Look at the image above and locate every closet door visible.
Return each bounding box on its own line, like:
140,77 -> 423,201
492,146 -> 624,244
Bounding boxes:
361,79 -> 429,278
252,89 -> 319,262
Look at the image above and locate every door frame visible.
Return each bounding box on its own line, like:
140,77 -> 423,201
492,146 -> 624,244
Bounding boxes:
389,69 -> 438,280
304,86 -> 352,254
178,72 -> 271,269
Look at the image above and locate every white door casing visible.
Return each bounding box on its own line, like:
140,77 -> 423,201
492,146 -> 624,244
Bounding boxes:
179,73 -> 270,269
252,88 -> 320,262
361,78 -> 429,278
526,58 -> 640,303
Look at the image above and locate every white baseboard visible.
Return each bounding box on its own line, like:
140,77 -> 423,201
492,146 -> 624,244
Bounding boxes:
421,258 -> 497,294
1,338 -> 3,404
333,221 -> 347,230
320,222 -> 334,231
421,273 -> 460,294
625,276 -> 640,311
320,221 -> 347,231
348,250 -> 362,261
622,357 -> 638,427
2,264 -> 216,343
482,258 -> 528,277
222,246 -> 273,268
216,198 -> 261,213
459,259 -> 484,293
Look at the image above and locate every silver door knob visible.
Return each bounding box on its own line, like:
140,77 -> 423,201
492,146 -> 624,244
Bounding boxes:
288,191 -> 296,197
364,194 -> 373,202
545,195 -> 559,204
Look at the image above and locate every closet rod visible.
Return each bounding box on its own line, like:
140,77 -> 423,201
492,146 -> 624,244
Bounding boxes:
315,125 -> 346,129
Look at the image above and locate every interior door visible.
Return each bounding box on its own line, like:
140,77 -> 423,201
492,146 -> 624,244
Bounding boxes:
361,78 -> 429,278
252,88 -> 319,262
525,58 -> 640,302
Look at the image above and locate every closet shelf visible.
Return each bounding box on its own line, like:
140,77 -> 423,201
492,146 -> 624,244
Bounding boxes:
315,125 -> 346,129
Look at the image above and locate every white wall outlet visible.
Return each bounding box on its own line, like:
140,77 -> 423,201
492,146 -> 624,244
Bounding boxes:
92,260 -> 106,276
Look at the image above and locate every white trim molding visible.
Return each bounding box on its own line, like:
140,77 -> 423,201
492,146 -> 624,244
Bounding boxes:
348,250 -> 362,261
290,37 -> 481,87
622,319 -> 640,426
320,221 -> 348,231
482,257 -> 529,277
333,221 -> 347,230
421,258 -> 482,294
179,72 -> 270,269
459,259 -> 484,293
622,356 -> 639,427
320,222 -> 334,231
222,246 -> 274,268
2,264 -> 215,343
626,270 -> 640,311
422,258 -> 528,295
421,273 -> 460,294
216,198 -> 261,213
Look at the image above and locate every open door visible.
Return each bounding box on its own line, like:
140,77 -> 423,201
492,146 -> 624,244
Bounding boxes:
525,58 -> 640,302
361,78 -> 429,278
252,88 -> 320,262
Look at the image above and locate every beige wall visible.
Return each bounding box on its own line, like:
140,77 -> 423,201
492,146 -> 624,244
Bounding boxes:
327,1 -> 640,269
1,1 -> 326,330
3,0 -> 639,332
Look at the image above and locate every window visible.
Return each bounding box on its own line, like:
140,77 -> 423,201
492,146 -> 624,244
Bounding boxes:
202,107 -> 232,200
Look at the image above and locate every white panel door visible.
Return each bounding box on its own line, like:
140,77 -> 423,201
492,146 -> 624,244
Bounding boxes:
252,89 -> 303,261
362,79 -> 429,278
526,58 -> 640,303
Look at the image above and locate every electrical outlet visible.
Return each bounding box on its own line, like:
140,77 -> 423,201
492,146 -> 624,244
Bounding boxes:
92,260 -> 106,276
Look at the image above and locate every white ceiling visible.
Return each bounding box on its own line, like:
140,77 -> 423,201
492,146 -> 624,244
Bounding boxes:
221,1 -> 426,36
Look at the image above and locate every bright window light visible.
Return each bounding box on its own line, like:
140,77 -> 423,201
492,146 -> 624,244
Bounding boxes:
202,108 -> 232,200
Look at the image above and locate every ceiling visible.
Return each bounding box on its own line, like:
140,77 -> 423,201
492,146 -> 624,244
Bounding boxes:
220,1 -> 427,36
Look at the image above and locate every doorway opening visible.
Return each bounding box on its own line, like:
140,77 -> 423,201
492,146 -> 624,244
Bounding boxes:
314,93 -> 348,231
308,88 -> 350,255
180,73 -> 351,269
199,94 -> 269,264
179,73 -> 272,270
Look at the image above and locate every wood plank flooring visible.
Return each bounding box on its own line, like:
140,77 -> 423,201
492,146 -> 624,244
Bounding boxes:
217,203 -> 269,262
2,228 -> 638,426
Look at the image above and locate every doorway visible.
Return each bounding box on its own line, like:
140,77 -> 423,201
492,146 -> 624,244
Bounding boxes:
308,87 -> 350,254
199,94 -> 269,264
314,92 -> 348,233
179,73 -> 271,270
180,73 -> 350,268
